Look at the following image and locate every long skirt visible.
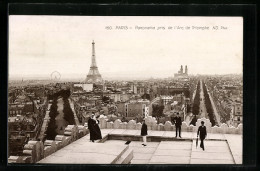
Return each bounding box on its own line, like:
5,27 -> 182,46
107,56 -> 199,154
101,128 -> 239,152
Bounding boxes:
90,124 -> 102,140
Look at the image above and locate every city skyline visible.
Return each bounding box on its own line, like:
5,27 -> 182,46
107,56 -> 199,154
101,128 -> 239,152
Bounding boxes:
9,16 -> 243,80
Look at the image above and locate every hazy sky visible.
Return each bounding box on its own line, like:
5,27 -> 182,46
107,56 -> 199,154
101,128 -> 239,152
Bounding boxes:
9,16 -> 243,80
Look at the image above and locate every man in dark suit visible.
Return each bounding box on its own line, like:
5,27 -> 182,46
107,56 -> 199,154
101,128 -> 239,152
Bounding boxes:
174,112 -> 182,138
141,119 -> 148,146
197,121 -> 207,150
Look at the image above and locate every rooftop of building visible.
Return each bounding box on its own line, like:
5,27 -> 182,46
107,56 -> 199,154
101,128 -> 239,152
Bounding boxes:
38,128 -> 242,164
8,116 -> 242,165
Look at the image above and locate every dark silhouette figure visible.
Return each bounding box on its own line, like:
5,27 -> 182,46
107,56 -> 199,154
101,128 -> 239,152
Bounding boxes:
197,121 -> 207,150
190,115 -> 197,126
141,120 -> 148,146
88,114 -> 102,142
174,113 -> 182,138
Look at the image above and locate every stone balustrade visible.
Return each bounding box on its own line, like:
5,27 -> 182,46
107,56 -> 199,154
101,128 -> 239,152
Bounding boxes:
8,123 -> 89,164
8,156 -> 31,163
8,115 -> 242,163
99,115 -> 243,135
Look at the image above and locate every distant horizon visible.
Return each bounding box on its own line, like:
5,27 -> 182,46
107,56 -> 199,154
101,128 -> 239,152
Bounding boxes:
9,72 -> 242,82
9,69 -> 243,79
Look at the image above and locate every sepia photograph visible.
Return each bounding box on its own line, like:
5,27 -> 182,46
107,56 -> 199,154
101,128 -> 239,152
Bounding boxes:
8,15 -> 243,164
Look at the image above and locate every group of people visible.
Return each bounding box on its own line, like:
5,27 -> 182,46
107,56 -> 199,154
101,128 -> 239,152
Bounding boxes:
141,113 -> 207,150
172,112 -> 207,150
87,112 -> 207,151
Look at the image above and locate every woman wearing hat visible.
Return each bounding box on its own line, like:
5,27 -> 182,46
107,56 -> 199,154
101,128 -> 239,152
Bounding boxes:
197,121 -> 207,150
141,119 -> 148,146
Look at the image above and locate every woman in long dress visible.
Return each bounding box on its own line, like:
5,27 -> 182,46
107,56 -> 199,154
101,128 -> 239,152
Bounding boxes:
88,114 -> 102,142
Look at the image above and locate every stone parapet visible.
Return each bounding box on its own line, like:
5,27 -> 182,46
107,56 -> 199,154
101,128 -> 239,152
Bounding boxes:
9,115 -> 242,164
99,115 -> 108,129
8,156 -> 31,163
126,120 -> 136,130
9,124 -> 89,164
98,115 -> 243,134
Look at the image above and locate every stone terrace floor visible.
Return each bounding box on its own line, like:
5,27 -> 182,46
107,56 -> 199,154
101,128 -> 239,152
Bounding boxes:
38,129 -> 242,164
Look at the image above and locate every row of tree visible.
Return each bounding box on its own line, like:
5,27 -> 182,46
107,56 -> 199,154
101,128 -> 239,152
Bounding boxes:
192,81 -> 201,116
202,81 -> 216,126
45,89 -> 75,140
63,98 -> 76,125
45,98 -> 59,140
190,80 -> 200,126
152,104 -> 165,118
186,103 -> 192,113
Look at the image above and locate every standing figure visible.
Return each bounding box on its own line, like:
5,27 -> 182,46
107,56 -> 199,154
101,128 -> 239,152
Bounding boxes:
93,115 -> 102,139
87,114 -> 95,142
197,121 -> 207,150
88,114 -> 102,142
174,112 -> 182,138
141,119 -> 148,146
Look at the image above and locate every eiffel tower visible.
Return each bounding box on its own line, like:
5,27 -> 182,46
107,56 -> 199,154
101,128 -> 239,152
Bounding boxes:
85,40 -> 103,83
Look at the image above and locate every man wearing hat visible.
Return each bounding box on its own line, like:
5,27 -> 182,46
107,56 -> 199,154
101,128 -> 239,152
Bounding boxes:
197,121 -> 207,150
174,112 -> 182,138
